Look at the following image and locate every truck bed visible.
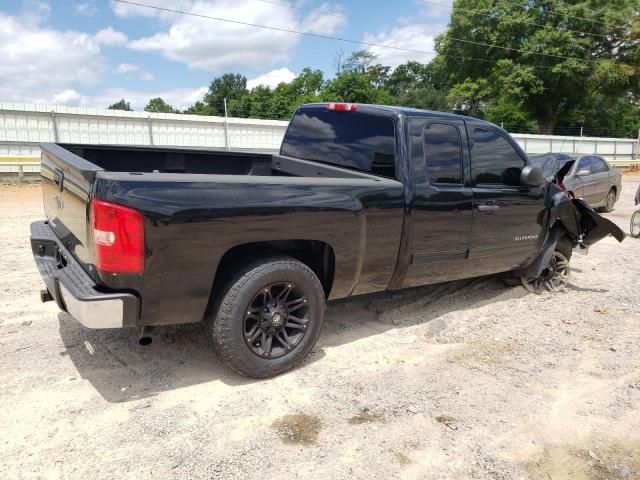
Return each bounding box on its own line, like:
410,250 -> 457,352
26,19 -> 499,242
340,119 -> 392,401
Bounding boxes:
38,142 -> 404,326
58,144 -> 377,179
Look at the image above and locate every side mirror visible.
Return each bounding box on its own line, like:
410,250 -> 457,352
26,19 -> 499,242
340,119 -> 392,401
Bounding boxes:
520,165 -> 545,187
576,169 -> 590,176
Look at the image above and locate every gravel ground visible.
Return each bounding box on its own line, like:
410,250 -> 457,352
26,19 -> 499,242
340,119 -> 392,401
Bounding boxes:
1,180 -> 639,480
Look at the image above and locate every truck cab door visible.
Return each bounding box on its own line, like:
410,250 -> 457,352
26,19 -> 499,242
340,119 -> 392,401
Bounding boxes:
402,118 -> 473,288
466,125 -> 547,276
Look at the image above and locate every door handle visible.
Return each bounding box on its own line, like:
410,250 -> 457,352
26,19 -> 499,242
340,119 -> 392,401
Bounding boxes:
477,204 -> 499,214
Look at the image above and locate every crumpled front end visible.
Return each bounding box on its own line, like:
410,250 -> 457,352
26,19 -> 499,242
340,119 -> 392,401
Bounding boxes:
519,183 -> 624,277
555,194 -> 625,247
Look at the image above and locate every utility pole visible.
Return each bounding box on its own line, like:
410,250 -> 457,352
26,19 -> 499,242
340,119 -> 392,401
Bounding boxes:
223,97 -> 230,151
577,126 -> 584,154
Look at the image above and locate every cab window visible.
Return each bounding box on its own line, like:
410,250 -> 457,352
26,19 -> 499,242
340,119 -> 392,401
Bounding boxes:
424,123 -> 462,184
471,128 -> 524,186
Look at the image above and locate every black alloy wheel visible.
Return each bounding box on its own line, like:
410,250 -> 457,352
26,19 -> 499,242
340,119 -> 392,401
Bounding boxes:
211,256 -> 325,378
243,282 -> 310,359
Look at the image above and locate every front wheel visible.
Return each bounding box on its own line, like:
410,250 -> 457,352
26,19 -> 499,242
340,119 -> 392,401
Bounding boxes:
210,256 -> 325,378
631,210 -> 640,238
521,251 -> 571,294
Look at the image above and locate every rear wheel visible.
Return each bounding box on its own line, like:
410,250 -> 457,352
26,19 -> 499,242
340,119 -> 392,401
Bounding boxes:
210,256 -> 325,378
601,188 -> 616,213
631,210 -> 640,238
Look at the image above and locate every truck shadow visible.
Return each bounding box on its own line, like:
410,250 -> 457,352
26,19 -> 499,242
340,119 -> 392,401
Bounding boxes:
58,275 -> 528,403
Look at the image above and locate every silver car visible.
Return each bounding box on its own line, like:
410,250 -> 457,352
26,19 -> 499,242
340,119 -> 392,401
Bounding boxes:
563,155 -> 622,212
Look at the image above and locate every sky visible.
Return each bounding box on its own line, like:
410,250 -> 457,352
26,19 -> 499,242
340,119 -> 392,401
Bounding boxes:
0,0 -> 453,111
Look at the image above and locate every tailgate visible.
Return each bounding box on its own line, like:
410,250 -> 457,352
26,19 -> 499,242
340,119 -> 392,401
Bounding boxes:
40,143 -> 103,272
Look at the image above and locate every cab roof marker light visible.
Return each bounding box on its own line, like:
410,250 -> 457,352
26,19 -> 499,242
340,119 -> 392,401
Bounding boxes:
327,103 -> 358,112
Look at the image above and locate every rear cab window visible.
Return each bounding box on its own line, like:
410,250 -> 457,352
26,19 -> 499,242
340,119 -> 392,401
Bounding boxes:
471,128 -> 525,186
281,107 -> 397,178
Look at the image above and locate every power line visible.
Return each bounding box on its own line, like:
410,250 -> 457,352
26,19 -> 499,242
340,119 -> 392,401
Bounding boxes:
113,0 -> 442,57
254,0 -> 609,64
417,0 -> 625,40
114,0 -> 617,71
494,0 -> 624,30
528,0 -> 622,21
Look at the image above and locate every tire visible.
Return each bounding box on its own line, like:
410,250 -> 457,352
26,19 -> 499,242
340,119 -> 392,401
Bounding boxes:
631,210 -> 640,238
210,256 -> 325,378
519,235 -> 573,294
601,188 -> 616,213
521,251 -> 571,294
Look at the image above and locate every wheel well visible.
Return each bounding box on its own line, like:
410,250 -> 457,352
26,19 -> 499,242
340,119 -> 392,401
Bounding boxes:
610,185 -> 617,196
209,240 -> 335,309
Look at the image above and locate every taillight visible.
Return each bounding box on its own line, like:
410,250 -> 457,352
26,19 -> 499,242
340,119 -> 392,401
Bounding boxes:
327,102 -> 358,112
91,199 -> 144,274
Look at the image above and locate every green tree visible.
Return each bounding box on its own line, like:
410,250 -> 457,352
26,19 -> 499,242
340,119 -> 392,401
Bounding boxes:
483,98 -> 540,133
434,0 -> 640,131
108,99 -> 132,111
323,71 -> 388,104
323,51 -> 393,105
237,85 -> 274,119
342,50 -> 378,74
183,101 -> 212,116
385,61 -> 448,111
144,97 -> 180,114
259,68 -> 326,120
203,73 -> 248,116
446,78 -> 490,117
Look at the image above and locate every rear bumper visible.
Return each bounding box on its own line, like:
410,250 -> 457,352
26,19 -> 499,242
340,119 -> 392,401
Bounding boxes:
30,221 -> 140,328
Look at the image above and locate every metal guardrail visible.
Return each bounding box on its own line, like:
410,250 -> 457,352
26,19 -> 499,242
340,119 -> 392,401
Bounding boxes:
1,103 -> 639,179
0,156 -> 40,184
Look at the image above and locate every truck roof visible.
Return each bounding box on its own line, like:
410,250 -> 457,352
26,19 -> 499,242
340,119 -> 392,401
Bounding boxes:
298,103 -> 497,127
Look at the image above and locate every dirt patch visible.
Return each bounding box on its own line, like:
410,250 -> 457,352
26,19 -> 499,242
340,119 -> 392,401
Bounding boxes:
445,340 -> 516,364
435,415 -> 458,430
348,408 -> 386,425
392,450 -> 412,466
271,414 -> 321,445
524,440 -> 640,480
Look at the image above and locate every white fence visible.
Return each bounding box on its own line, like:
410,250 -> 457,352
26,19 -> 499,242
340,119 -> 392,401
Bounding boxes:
1,102 -> 637,174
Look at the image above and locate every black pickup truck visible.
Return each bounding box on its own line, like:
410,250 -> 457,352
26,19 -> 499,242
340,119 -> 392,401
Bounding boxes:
31,103 -> 624,377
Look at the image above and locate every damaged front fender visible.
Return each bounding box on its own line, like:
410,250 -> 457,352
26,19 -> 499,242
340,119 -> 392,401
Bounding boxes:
570,198 -> 626,246
520,184 -> 624,277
